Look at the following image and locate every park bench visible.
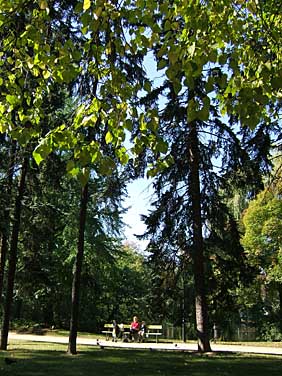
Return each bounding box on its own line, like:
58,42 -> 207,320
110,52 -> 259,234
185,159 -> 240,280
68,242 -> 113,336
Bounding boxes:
145,324 -> 163,343
101,323 -> 163,343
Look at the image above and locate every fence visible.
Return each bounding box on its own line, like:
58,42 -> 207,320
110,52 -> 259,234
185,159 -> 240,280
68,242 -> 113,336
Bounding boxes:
162,322 -> 257,342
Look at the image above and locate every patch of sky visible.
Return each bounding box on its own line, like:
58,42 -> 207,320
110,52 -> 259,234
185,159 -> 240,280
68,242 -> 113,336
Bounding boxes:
122,51 -> 165,250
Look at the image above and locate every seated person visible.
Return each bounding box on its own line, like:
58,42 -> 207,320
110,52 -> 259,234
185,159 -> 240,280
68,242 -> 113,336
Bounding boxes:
112,320 -> 120,342
130,316 -> 139,341
138,321 -> 147,342
119,322 -> 125,339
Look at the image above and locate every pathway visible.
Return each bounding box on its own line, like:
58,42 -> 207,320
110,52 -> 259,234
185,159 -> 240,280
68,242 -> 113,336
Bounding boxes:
8,332 -> 282,356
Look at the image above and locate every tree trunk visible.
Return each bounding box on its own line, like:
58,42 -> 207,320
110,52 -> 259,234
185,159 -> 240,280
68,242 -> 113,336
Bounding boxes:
188,121 -> 211,352
278,283 -> 282,332
0,234 -> 8,307
67,183 -> 89,355
0,141 -> 16,305
0,155 -> 28,350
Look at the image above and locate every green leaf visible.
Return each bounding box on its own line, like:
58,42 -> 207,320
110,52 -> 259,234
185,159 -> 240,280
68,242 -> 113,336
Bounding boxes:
187,42 -> 196,57
33,149 -> 44,166
39,0 -> 48,9
139,114 -> 147,131
165,66 -> 177,80
105,131 -> 113,144
43,70 -> 51,79
83,0 -> 91,11
173,79 -> 182,94
66,160 -> 80,177
187,99 -> 197,122
6,95 -> 19,106
198,107 -> 209,121
98,157 -> 116,176
168,50 -> 178,65
116,147 -> 129,165
155,139 -> 168,154
146,166 -> 158,178
78,168 -> 90,186
205,76 -> 214,93
125,119 -> 133,131
271,76 -> 282,90
144,81 -> 152,92
33,139 -> 53,165
157,59 -> 167,70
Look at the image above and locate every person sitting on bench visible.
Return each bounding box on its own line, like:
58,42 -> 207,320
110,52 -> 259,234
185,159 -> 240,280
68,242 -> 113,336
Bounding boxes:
129,316 -> 139,341
138,321 -> 147,342
112,320 -> 120,342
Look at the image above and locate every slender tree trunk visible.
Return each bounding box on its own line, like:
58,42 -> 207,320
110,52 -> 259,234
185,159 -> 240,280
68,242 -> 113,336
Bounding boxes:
278,284 -> 282,332
0,155 -> 28,350
68,183 -> 89,355
0,141 -> 16,305
0,234 -> 8,306
188,121 -> 211,352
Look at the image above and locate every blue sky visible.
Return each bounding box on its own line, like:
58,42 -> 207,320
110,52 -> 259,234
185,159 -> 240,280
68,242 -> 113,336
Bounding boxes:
122,177 -> 153,250
121,52 -> 163,250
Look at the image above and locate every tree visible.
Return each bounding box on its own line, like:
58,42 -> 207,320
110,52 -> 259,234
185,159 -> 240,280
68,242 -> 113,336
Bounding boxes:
0,139 -> 16,306
0,1 -> 151,352
0,1 -> 281,174
0,150 -> 29,349
98,242 -> 150,323
242,183 -> 282,330
188,117 -> 211,351
138,0 -> 280,350
153,0 -> 281,129
68,183 -> 88,354
139,62 -> 275,349
12,156 -> 130,331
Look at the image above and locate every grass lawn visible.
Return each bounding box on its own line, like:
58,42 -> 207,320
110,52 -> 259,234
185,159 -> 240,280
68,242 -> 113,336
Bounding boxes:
1,340 -> 282,376
11,328 -> 282,349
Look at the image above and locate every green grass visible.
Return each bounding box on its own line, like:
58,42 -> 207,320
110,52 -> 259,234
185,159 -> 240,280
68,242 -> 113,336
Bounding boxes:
1,340 -> 282,376
211,340 -> 282,348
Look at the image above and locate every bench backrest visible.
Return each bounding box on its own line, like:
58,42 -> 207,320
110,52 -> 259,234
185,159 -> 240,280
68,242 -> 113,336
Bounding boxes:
147,325 -> 162,330
103,323 -> 162,330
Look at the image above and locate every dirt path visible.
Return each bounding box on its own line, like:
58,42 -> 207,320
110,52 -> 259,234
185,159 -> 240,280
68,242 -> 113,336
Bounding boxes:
8,332 -> 282,355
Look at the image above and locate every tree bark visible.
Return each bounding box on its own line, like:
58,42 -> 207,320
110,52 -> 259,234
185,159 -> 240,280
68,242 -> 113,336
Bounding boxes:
0,234 -> 8,308
67,183 -> 89,355
278,283 -> 282,332
0,155 -> 28,350
0,141 -> 16,305
188,120 -> 211,352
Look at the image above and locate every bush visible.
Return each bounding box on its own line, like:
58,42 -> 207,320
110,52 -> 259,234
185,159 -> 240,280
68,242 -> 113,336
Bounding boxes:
259,323 -> 282,342
10,319 -> 45,334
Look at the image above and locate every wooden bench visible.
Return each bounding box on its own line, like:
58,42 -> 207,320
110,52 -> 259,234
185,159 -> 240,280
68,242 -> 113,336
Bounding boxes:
101,323 -> 163,343
146,324 -> 163,343
101,323 -> 115,340
101,324 -> 130,340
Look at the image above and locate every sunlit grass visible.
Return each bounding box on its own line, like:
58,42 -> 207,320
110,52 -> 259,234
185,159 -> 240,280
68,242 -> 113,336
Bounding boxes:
1,340 -> 282,376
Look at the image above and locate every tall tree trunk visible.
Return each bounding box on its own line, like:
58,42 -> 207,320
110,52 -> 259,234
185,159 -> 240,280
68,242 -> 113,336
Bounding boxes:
0,140 -> 16,305
68,183 -> 89,355
0,233 -> 8,309
278,283 -> 282,332
188,121 -> 211,352
0,155 -> 28,350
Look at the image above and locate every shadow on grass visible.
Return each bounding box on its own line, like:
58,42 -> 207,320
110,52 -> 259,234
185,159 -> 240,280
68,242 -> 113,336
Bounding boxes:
1,343 -> 282,376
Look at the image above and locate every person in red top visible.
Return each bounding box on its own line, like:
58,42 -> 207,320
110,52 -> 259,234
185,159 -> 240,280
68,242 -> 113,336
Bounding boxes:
130,316 -> 139,341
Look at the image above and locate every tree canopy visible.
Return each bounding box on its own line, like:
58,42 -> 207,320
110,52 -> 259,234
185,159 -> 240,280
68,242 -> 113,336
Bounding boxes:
0,0 -> 280,170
